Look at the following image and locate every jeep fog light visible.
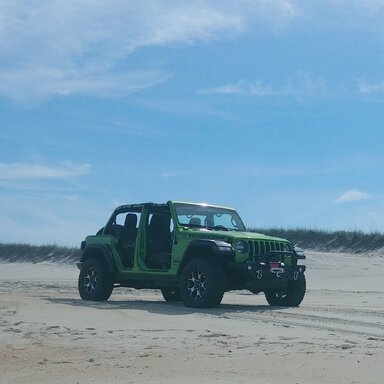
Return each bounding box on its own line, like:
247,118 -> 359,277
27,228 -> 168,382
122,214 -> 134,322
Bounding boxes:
234,240 -> 248,254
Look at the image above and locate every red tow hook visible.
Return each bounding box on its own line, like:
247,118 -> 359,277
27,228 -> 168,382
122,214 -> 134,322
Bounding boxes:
270,262 -> 284,278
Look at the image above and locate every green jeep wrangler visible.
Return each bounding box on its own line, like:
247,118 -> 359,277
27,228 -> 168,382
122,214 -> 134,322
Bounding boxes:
77,201 -> 306,308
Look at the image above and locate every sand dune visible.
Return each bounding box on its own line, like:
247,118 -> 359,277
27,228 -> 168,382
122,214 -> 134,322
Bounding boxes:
1,251 -> 383,383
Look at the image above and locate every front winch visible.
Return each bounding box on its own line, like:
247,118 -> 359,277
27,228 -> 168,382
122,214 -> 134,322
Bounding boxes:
269,261 -> 284,278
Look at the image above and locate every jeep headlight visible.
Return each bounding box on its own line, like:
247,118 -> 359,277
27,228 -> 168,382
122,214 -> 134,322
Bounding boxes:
234,240 -> 249,254
294,246 -> 305,259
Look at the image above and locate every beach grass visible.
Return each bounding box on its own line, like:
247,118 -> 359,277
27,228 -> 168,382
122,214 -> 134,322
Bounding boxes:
1,228 -> 384,263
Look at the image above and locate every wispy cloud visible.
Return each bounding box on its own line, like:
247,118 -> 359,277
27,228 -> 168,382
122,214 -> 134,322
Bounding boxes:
0,67 -> 170,104
0,1 -> 298,103
336,189 -> 371,203
357,79 -> 384,96
197,72 -> 329,98
2,1 -> 383,104
197,81 -> 245,96
0,162 -> 90,180
158,170 -> 191,178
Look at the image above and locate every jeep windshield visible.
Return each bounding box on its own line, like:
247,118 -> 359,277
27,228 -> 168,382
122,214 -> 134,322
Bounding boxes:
174,203 -> 246,231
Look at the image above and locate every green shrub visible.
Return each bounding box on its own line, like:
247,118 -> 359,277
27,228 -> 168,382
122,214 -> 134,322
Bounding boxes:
248,228 -> 384,253
0,243 -> 81,263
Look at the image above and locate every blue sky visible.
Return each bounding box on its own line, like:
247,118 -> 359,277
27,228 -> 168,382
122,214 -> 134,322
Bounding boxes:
1,1 -> 384,245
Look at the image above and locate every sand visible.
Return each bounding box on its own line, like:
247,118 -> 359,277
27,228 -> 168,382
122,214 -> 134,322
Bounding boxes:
1,251 -> 383,384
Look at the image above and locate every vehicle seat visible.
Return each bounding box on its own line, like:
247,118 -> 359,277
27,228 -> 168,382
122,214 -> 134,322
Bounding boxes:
189,217 -> 201,226
120,214 -> 138,244
148,213 -> 172,268
119,213 -> 138,268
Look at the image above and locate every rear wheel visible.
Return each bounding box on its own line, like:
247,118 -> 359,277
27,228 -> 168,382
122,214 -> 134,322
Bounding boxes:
265,273 -> 306,307
78,258 -> 114,301
180,258 -> 225,308
161,288 -> 181,302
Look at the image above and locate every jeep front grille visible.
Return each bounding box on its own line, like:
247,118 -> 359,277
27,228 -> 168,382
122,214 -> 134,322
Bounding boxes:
250,240 -> 292,257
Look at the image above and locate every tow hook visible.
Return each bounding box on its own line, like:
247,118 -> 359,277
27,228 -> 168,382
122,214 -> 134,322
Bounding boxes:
270,267 -> 284,278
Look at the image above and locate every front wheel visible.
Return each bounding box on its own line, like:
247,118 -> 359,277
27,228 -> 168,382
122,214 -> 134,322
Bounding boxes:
264,273 -> 306,307
180,258 -> 225,308
78,258 -> 114,301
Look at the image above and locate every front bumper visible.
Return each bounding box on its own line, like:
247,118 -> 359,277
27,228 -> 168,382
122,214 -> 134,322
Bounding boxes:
227,261 -> 306,291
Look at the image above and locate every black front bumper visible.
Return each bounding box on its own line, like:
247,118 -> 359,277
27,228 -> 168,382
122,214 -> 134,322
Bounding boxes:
226,261 -> 306,291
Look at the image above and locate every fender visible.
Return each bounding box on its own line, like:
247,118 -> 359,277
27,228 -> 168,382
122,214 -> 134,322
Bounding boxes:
78,244 -> 117,274
178,239 -> 234,274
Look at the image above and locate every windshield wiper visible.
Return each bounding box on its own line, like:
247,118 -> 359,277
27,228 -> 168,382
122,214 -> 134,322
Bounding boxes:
183,224 -> 233,231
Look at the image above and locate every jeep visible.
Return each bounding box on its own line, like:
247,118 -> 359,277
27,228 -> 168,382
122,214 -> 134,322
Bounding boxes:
77,201 -> 306,308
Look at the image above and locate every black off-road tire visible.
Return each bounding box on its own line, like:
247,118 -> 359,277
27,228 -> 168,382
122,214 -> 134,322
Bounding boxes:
180,258 -> 225,308
161,288 -> 182,302
264,273 -> 306,307
78,258 -> 114,301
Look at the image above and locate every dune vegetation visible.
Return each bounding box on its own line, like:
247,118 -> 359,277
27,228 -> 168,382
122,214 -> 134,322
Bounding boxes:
0,243 -> 81,264
250,228 -> 384,254
1,228 -> 383,264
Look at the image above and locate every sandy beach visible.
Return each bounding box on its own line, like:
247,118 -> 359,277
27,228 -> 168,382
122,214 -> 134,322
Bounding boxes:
1,251 -> 383,384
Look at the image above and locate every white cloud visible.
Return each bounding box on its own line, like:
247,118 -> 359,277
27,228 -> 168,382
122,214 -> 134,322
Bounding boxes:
158,170 -> 191,178
336,189 -> 371,203
0,191 -> 105,246
0,162 -> 90,180
0,66 -> 169,105
0,1 -> 299,103
197,81 -> 245,95
3,1 -> 383,103
357,80 -> 384,95
197,72 -> 329,98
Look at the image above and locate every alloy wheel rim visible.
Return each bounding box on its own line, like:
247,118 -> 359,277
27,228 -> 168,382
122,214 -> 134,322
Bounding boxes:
187,270 -> 206,300
83,267 -> 98,294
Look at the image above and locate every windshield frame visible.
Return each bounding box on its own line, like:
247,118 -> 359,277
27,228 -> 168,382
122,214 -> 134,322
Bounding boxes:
173,202 -> 246,232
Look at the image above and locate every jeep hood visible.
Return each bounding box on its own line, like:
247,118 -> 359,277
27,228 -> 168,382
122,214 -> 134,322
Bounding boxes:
226,231 -> 290,243
185,228 -> 290,244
